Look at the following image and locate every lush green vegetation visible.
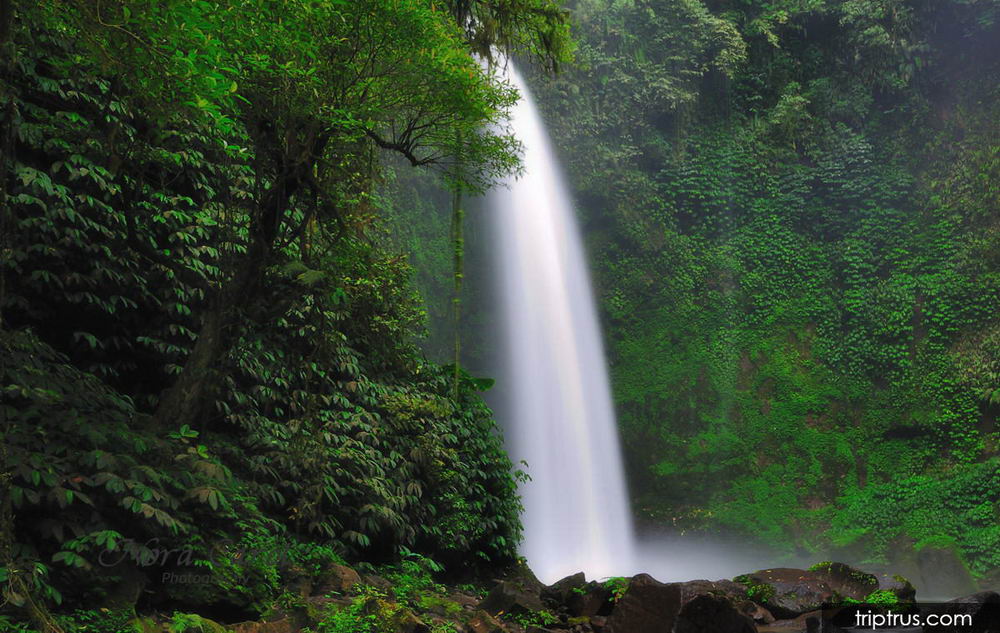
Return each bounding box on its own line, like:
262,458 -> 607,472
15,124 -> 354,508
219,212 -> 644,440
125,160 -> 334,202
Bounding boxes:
390,0 -> 1000,578
0,0 -> 571,628
5,0 -> 1000,628
526,0 -> 1000,572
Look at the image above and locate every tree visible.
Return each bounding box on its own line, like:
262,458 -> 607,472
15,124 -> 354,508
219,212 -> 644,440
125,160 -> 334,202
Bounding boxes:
16,0 -> 571,430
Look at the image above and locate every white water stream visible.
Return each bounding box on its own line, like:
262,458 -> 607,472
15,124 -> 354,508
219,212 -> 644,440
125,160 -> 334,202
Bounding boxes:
488,64 -> 637,584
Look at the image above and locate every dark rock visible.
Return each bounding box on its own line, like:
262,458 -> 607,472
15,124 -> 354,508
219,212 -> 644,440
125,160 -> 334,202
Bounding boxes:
734,568 -> 837,619
675,592 -> 757,633
605,573 -> 681,633
465,609 -> 505,633
917,545 -> 977,599
362,573 -> 394,592
394,609 -> 430,633
542,572 -> 587,606
947,590 -> 1000,621
229,618 -> 297,633
605,574 -> 757,633
496,561 -> 547,596
590,615 -> 608,633
747,603 -> 775,625
480,580 -> 545,617
313,563 -> 361,596
674,579 -> 763,625
809,562 -> 879,600
757,610 -> 821,633
906,591 -> 1000,633
875,572 -> 916,602
567,582 -> 613,617
306,595 -> 353,611
284,565 -> 313,598
449,591 -> 480,610
949,590 -> 1000,605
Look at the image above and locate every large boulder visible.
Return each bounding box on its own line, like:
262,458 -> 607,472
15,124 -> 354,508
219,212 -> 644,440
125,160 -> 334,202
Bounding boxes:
465,609 -> 505,633
229,618 -> 298,633
480,579 -> 546,618
567,582 -> 614,618
937,591 -> 1000,633
605,574 -> 681,633
674,592 -> 757,633
313,563 -> 361,596
393,609 -> 430,633
605,574 -> 756,633
676,579 -> 770,625
807,562 -> 879,601
734,568 -> 836,619
874,572 -> 916,602
541,572 -> 587,606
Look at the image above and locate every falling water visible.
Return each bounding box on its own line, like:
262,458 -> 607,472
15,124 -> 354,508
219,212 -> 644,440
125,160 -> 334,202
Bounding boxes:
488,64 -> 636,584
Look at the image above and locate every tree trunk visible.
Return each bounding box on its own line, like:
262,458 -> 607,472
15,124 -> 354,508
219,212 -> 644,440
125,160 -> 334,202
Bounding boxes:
148,237 -> 268,431
148,128 -> 326,432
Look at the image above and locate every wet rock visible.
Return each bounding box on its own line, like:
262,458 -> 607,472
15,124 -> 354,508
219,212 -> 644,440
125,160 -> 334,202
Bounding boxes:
229,618 -> 297,633
394,609 -> 430,633
757,611 -> 821,633
567,582 -> 613,617
673,579 -> 763,625
449,591 -> 481,611
734,568 -> 837,619
675,592 -> 757,633
875,572 -> 916,602
284,564 -> 313,598
605,573 -> 681,633
604,574 -> 757,633
938,591 -> 1000,632
747,602 -> 775,625
808,562 -> 879,600
362,573 -> 394,592
542,572 -> 587,606
465,609 -> 506,633
949,590 -> 1000,605
496,561 -> 547,596
589,615 -> 608,633
480,580 -> 545,617
306,594 -> 353,611
313,563 -> 361,596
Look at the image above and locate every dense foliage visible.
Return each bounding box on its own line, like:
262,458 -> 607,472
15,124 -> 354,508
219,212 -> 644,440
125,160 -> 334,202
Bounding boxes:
527,0 -> 1000,572
0,0 -> 572,626
390,0 -> 1000,577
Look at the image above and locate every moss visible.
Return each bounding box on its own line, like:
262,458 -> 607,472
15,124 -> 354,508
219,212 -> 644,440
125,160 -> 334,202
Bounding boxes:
131,617 -> 159,633
734,575 -> 776,604
864,590 -> 899,606
416,593 -> 463,616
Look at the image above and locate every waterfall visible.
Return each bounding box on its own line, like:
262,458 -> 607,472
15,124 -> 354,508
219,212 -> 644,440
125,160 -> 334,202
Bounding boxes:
488,64 -> 637,584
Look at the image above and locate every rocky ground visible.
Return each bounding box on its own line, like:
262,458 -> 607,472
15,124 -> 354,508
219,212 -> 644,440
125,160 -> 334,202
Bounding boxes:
126,559 -> 1000,633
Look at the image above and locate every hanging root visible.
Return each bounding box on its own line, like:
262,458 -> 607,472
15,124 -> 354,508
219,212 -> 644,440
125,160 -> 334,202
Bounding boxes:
2,573 -> 68,633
